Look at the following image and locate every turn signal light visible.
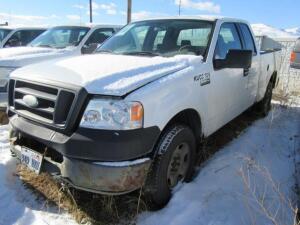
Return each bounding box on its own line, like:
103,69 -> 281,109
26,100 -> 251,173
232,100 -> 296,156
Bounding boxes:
130,102 -> 143,122
291,51 -> 296,62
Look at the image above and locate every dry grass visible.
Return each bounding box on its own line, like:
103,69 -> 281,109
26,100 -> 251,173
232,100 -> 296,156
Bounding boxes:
0,111 -> 8,125
16,164 -> 148,225
239,157 -> 300,225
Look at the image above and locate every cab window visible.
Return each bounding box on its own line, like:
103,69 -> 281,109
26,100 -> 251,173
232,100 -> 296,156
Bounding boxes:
4,29 -> 45,47
239,24 -> 257,55
214,23 -> 242,59
85,28 -> 115,46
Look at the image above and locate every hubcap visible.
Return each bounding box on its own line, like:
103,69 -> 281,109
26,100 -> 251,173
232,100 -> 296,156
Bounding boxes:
167,142 -> 191,188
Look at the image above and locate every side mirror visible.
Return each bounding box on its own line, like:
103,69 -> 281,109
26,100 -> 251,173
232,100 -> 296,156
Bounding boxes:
81,43 -> 99,54
214,49 -> 252,70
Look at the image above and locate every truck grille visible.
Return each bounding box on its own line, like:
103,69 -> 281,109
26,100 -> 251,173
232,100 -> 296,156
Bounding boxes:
9,80 -> 76,126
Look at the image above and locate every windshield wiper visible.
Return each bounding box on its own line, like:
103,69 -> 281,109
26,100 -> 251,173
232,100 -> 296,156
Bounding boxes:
122,51 -> 160,57
97,49 -> 114,54
38,44 -> 53,48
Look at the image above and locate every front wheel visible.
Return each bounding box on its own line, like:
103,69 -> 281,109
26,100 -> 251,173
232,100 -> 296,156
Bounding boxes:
144,124 -> 196,209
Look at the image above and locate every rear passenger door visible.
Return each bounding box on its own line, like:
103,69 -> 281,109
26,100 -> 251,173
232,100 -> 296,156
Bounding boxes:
211,23 -> 250,127
238,23 -> 259,105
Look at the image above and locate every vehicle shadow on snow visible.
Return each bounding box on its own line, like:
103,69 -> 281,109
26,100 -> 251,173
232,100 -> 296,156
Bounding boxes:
196,106 -> 264,166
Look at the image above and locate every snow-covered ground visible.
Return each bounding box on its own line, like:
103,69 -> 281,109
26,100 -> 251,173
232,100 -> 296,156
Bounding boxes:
138,103 -> 300,225
0,126 -> 78,225
0,103 -> 299,225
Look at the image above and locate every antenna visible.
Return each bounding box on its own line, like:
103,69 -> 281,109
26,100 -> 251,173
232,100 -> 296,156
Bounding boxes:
178,0 -> 181,16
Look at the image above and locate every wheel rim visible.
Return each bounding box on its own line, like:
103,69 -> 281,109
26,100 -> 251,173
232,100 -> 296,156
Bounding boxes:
167,142 -> 191,189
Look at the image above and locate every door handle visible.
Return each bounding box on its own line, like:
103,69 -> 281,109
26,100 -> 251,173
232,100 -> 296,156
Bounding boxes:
243,68 -> 250,77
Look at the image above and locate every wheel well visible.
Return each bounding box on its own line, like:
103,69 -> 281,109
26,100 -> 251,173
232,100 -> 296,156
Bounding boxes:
164,109 -> 202,142
270,71 -> 277,88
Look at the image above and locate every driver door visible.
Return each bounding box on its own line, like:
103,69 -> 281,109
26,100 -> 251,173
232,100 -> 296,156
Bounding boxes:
211,23 -> 250,129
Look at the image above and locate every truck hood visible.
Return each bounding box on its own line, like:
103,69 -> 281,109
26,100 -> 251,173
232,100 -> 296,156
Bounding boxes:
11,54 -> 201,96
0,46 -> 77,67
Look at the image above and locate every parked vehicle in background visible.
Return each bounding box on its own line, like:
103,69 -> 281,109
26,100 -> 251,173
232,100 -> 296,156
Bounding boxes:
0,27 -> 13,44
291,38 -> 300,69
0,27 -> 46,48
0,24 -> 121,109
8,17 -> 281,208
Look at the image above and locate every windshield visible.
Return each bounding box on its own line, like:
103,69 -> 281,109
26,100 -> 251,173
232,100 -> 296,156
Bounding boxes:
30,26 -> 90,49
97,20 -> 213,57
0,28 -> 12,42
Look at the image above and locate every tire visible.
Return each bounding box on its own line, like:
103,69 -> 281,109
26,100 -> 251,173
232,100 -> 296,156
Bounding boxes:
144,124 -> 196,209
256,81 -> 273,117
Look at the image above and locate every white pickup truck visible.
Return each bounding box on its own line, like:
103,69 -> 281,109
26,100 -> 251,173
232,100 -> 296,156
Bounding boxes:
0,25 -> 121,108
8,17 -> 281,208
0,27 -> 46,48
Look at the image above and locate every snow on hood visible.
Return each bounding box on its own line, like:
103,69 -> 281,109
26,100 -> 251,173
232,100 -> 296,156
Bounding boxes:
0,46 -> 77,68
11,54 -> 202,96
0,46 -> 54,59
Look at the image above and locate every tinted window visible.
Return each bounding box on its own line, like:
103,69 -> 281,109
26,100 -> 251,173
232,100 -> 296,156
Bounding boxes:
214,23 -> 242,59
295,39 -> 300,52
4,30 -> 45,47
30,27 -> 90,48
85,28 -> 115,46
98,20 -> 213,57
239,24 -> 256,55
0,29 -> 12,42
153,29 -> 166,50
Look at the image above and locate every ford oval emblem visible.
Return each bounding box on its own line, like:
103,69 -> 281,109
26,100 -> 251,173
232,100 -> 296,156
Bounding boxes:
23,95 -> 39,108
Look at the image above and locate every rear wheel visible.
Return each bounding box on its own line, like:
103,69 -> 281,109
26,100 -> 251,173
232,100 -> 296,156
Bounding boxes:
256,81 -> 273,116
144,124 -> 196,209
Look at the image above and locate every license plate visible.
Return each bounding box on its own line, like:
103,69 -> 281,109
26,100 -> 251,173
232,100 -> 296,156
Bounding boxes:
21,147 -> 43,174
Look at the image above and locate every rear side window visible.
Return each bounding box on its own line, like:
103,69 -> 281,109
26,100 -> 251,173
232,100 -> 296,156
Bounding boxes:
214,23 -> 242,59
239,24 -> 257,55
177,28 -> 211,47
295,39 -> 300,52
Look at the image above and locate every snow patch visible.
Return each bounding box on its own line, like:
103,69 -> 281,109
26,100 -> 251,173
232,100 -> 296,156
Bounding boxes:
251,24 -> 298,38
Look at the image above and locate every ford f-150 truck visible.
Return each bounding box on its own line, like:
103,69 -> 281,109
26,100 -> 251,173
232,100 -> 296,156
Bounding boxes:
0,25 -> 121,109
8,17 -> 281,208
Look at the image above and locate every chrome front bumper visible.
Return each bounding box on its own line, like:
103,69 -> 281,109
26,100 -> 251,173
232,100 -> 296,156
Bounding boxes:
11,144 -> 152,195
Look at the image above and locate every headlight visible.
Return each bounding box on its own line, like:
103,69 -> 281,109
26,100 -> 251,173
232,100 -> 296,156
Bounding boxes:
80,99 -> 143,130
0,67 -> 17,87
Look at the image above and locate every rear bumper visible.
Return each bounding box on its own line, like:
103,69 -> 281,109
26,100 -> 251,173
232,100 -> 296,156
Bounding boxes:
291,62 -> 300,69
11,144 -> 152,194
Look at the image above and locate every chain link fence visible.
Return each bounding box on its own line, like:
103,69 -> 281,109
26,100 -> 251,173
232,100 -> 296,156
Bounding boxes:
273,38 -> 300,95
